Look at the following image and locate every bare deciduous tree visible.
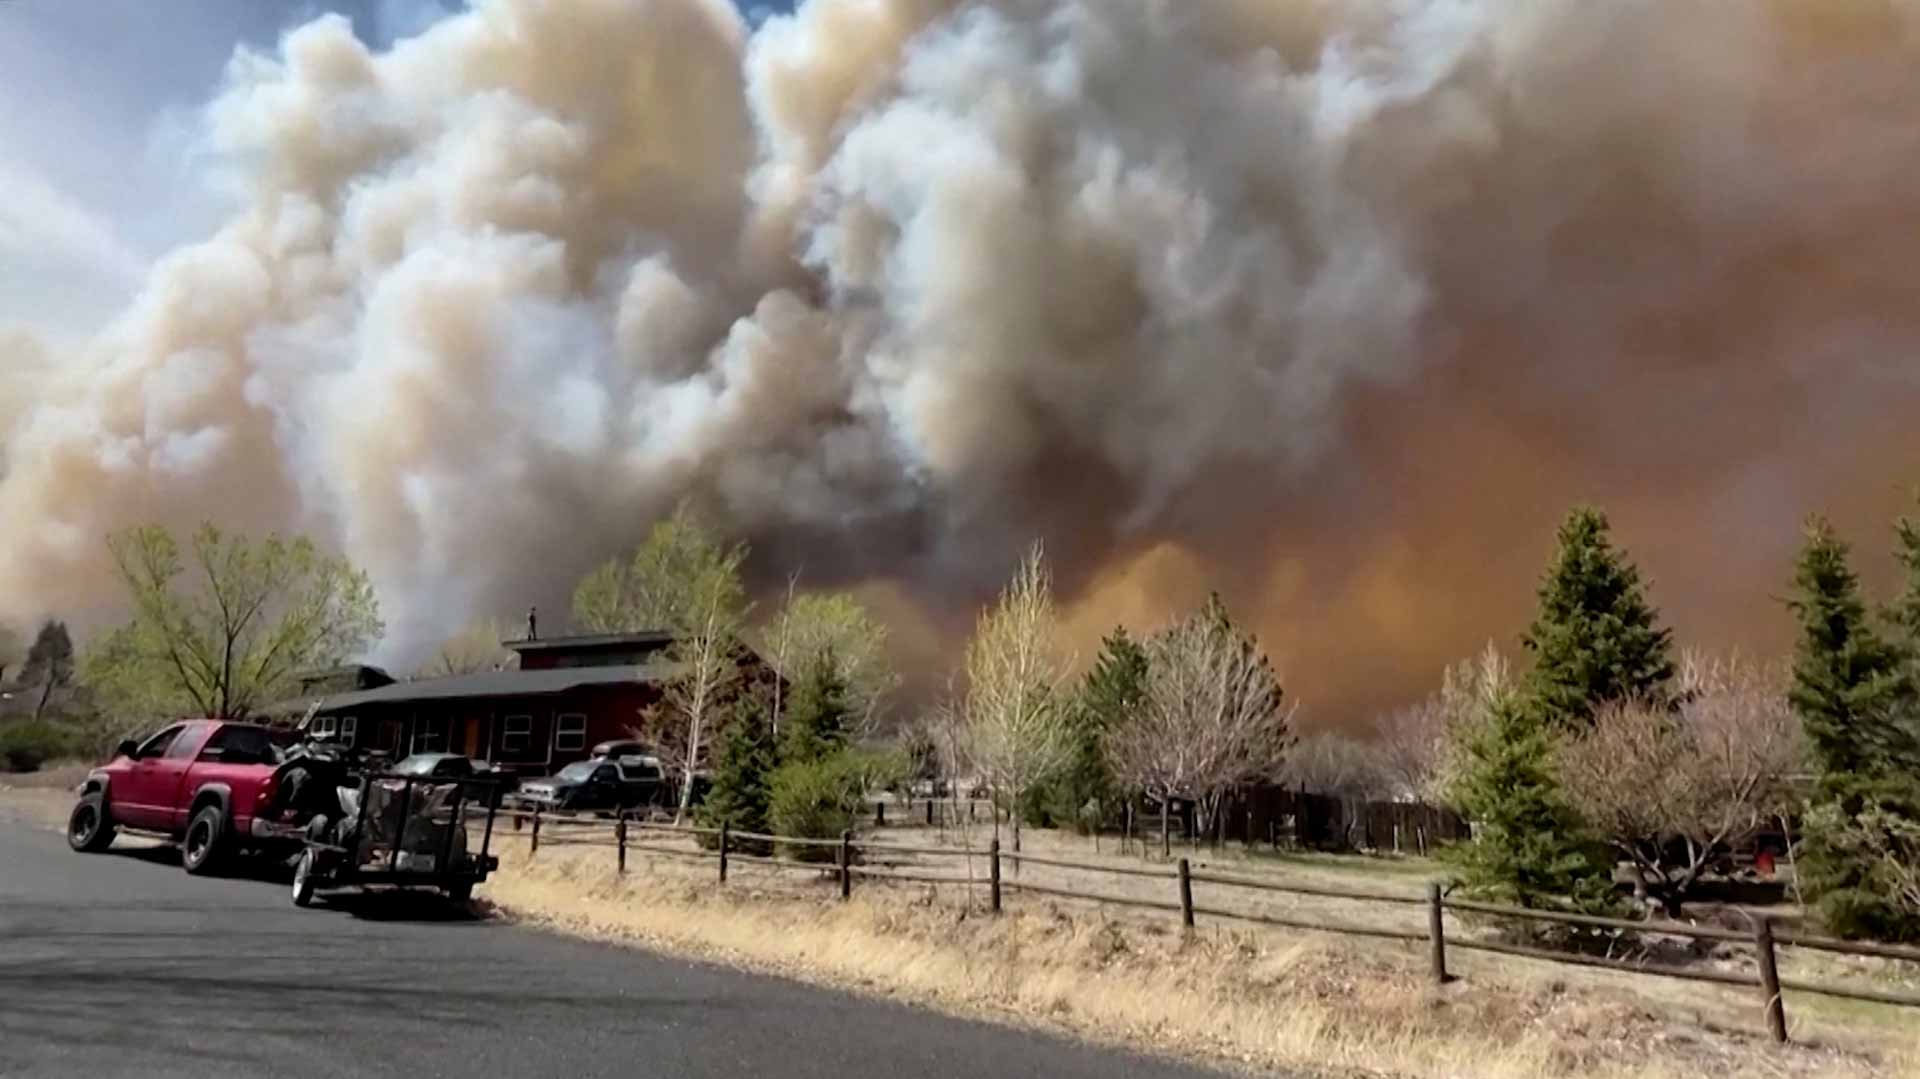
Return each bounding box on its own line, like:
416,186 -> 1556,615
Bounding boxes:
1281,731 -> 1392,800
1558,652 -> 1804,916
1106,596 -> 1293,854
422,616 -> 519,677
963,543 -> 1074,854
1430,642 -> 1514,805
1372,698 -> 1448,802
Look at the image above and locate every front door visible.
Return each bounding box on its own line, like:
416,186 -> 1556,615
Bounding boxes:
114,723 -> 207,831
462,716 -> 485,759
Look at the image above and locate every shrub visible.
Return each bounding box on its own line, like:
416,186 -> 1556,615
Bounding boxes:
0,721 -> 72,773
767,749 -> 907,863
769,756 -> 862,863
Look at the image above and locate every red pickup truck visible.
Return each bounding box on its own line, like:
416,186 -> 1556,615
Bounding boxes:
67,719 -> 296,874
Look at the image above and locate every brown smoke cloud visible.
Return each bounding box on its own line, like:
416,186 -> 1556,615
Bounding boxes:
4,0 -> 1920,725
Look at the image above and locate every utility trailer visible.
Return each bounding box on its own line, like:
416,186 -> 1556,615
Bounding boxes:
289,772 -> 501,908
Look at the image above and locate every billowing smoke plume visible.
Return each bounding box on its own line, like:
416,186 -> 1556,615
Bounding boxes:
6,0 -> 1920,722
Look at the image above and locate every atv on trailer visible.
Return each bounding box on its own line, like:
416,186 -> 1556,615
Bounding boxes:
289,771 -> 500,908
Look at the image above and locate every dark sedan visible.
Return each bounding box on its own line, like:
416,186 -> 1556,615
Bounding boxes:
511,758 -> 663,814
389,753 -> 516,804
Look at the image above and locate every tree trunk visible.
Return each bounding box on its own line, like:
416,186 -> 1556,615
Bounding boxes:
1160,798 -> 1170,860
33,675 -> 55,721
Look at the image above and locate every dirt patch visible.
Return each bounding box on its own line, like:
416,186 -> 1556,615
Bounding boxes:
0,763 -> 85,831
481,837 -> 1913,1079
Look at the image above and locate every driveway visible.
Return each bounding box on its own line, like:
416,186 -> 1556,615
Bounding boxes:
0,820 -> 1229,1079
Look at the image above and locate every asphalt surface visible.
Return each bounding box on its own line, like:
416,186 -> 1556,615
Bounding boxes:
0,819 -> 1228,1079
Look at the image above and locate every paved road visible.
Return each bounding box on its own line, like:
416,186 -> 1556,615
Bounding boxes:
0,820 -> 1226,1079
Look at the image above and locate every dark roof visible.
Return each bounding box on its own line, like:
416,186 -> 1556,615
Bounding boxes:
296,665 -> 397,693
504,631 -> 674,654
304,662 -> 671,714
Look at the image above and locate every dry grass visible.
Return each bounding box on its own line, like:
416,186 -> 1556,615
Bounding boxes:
483,823 -> 1918,1079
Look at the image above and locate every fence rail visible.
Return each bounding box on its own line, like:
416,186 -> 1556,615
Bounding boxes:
499,807 -> 1918,1045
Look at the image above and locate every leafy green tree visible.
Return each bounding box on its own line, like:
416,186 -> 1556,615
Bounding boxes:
1789,517 -> 1920,938
1027,627 -> 1145,832
83,524 -> 381,720
781,649 -> 851,767
698,696 -> 778,852
1440,688 -> 1616,914
572,503 -> 746,634
764,590 -> 899,734
1521,507 -> 1675,729
588,504 -> 752,823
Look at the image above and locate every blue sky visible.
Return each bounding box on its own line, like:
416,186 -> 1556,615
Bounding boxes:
0,0 -> 789,340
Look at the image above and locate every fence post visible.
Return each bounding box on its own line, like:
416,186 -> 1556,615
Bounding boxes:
989,839 -> 1002,913
530,805 -> 541,857
876,801 -> 886,827
1427,883 -> 1448,984
616,812 -> 627,875
839,830 -> 853,900
1753,915 -> 1787,1043
926,799 -> 934,827
1245,810 -> 1253,849
719,821 -> 730,884
1177,857 -> 1194,929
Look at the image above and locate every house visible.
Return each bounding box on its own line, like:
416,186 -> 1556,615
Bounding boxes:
281,629 -> 776,779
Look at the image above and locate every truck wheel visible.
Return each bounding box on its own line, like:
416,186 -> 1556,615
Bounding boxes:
67,795 -> 116,853
291,849 -> 319,907
181,805 -> 226,875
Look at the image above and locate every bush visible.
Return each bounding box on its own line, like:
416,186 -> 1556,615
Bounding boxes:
0,721 -> 73,773
768,749 -> 906,863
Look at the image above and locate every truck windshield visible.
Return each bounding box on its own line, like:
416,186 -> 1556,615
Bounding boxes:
555,761 -> 598,783
391,755 -> 443,776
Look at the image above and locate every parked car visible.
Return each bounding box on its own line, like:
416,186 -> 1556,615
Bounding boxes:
67,719 -> 300,874
589,739 -> 651,761
389,752 -> 516,804
512,757 -> 663,814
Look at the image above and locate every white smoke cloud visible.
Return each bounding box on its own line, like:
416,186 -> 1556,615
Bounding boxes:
5,0 -> 1920,714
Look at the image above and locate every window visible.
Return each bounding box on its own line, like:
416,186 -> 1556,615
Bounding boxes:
135,725 -> 185,760
555,713 -> 587,752
163,725 -> 205,760
503,715 -> 532,752
309,716 -> 338,739
340,716 -> 357,744
592,765 -> 619,784
201,725 -> 278,765
412,718 -> 448,754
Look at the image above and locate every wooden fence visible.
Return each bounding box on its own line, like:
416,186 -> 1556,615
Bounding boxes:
489,805 -> 1920,1046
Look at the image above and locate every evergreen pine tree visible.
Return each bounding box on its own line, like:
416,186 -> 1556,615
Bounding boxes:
1521,507 -> 1676,729
697,696 -> 777,851
1789,517 -> 1920,938
781,649 -> 851,767
1030,626 -> 1145,831
1440,689 -> 1616,914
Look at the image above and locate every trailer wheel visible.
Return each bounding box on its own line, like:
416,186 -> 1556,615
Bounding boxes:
291,848 -> 318,907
